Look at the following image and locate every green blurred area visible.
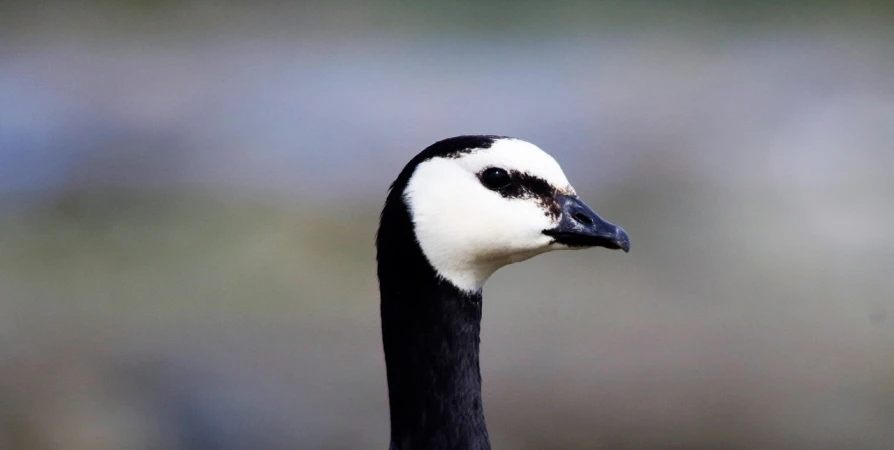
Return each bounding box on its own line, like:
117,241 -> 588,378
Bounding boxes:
1,183 -> 891,449
4,0 -> 894,37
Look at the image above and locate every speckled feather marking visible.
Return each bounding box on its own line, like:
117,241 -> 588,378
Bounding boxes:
486,170 -> 564,220
440,135 -> 507,158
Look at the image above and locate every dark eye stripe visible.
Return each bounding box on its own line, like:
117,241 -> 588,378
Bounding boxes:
494,170 -> 562,219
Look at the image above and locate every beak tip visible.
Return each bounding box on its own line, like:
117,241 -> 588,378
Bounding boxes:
619,241 -> 631,253
616,228 -> 631,253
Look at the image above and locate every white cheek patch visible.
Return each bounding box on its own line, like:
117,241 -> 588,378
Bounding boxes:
404,138 -> 575,292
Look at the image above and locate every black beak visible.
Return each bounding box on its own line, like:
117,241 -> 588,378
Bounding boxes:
543,194 -> 630,252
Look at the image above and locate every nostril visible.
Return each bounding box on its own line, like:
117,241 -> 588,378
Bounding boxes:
572,212 -> 593,225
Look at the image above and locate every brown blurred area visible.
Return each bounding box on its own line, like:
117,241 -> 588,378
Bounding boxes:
1,1 -> 894,448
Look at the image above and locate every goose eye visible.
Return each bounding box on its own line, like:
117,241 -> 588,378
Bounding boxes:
480,167 -> 512,190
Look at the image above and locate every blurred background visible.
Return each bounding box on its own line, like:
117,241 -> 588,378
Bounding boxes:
2,1 -> 894,449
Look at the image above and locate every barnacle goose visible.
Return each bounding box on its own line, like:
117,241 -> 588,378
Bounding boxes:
376,136 -> 630,450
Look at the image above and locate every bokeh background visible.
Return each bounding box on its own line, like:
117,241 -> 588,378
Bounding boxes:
2,1 -> 894,449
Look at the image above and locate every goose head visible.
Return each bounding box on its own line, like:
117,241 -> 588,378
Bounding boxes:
401,135 -> 630,292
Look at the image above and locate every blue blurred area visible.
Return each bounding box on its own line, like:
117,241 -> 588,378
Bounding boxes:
1,1 -> 894,449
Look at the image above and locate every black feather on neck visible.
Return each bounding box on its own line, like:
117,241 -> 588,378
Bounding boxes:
376,136 -> 498,450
